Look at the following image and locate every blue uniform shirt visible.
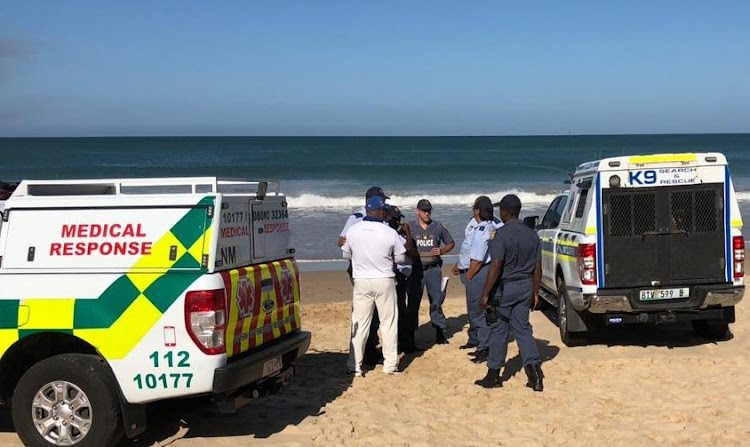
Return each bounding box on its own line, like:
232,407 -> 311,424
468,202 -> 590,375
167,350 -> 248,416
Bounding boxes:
409,219 -> 454,265
488,220 -> 541,281
458,218 -> 494,269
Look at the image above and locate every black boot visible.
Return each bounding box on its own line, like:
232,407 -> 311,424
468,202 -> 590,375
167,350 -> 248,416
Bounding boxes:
525,363 -> 544,392
470,349 -> 489,364
474,368 -> 502,388
435,326 -> 448,345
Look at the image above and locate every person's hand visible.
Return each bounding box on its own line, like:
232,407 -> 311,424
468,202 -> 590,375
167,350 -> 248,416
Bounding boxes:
479,295 -> 490,310
401,222 -> 410,234
531,293 -> 540,310
451,265 -> 459,275
430,247 -> 441,256
337,236 -> 346,247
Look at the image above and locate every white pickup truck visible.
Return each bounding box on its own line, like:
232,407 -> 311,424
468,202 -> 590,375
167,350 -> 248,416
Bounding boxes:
526,153 -> 744,346
0,177 -> 311,447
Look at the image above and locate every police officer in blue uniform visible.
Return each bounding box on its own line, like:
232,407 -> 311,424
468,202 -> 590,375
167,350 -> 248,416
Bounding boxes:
452,196 -> 495,362
475,194 -> 544,391
338,186 -> 390,365
407,199 -> 455,345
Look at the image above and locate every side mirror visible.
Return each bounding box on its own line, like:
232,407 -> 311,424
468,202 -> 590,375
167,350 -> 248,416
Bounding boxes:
523,215 -> 539,230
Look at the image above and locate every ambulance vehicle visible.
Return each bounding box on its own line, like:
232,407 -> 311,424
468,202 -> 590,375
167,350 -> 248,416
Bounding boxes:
0,177 -> 311,447
530,153 -> 744,346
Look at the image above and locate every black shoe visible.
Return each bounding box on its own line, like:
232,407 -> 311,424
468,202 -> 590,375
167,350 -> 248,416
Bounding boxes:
524,363 -> 544,392
435,327 -> 449,345
470,349 -> 488,364
459,342 -> 478,350
474,368 -> 502,388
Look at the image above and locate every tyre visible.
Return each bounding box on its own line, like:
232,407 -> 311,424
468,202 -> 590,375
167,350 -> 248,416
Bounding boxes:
557,279 -> 587,347
12,354 -> 123,447
692,320 -> 730,340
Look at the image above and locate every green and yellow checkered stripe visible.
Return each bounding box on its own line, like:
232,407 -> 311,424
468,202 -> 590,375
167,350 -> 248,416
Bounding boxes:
0,197 -> 214,359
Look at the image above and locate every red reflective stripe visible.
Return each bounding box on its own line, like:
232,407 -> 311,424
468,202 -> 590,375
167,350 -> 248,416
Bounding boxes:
268,261 -> 287,337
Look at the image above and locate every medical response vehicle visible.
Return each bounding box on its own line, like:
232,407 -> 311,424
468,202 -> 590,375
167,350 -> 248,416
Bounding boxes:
0,177 -> 311,447
530,153 -> 744,346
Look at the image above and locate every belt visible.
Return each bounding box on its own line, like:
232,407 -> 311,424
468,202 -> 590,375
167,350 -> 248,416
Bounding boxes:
501,276 -> 531,284
458,268 -> 468,274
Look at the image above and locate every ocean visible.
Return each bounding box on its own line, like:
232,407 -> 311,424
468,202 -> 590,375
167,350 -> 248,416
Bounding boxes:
2,134 -> 750,268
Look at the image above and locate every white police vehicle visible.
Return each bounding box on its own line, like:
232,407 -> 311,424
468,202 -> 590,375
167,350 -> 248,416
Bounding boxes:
527,153 -> 744,346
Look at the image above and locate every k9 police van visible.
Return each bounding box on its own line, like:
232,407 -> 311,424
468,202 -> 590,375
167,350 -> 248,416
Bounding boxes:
530,153 -> 744,346
0,177 -> 310,447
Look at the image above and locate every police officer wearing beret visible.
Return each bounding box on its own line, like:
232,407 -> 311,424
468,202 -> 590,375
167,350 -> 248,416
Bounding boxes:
407,199 -> 455,346
475,194 -> 544,391
452,196 -> 495,362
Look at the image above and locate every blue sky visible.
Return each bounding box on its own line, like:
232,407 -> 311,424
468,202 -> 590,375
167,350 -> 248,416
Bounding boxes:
1,1 -> 749,137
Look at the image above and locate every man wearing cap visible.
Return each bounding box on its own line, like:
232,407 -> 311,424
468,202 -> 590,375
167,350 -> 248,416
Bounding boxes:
338,186 -> 390,365
385,206 -> 419,353
342,195 -> 406,376
475,194 -> 544,391
407,199 -> 455,346
452,196 -> 496,363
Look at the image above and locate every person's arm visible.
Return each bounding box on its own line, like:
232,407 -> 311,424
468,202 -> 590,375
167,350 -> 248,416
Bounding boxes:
393,229 -> 407,265
532,259 -> 542,310
465,259 -> 484,281
341,233 -> 352,259
440,241 -> 455,255
479,259 -> 502,309
338,213 -> 360,247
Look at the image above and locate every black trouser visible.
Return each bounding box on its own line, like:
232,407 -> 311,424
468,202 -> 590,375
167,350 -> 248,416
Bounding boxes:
395,273 -> 410,349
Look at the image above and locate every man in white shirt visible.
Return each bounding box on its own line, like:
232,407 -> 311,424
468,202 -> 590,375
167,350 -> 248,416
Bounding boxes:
342,195 -> 406,376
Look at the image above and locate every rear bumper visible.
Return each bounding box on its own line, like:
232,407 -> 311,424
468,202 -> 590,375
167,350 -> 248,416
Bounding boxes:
212,331 -> 311,395
586,284 -> 744,314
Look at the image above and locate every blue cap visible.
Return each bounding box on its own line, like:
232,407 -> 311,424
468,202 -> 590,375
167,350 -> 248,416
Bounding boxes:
366,195 -> 387,211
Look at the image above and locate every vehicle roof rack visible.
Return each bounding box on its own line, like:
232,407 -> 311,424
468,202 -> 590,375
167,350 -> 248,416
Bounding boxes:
14,177 -> 280,198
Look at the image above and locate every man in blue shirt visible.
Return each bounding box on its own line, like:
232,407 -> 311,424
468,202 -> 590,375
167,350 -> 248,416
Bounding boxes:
407,199 -> 455,346
475,194 -> 544,391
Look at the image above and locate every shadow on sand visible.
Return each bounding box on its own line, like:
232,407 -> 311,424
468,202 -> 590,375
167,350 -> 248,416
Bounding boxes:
539,305 -> 733,349
119,350 -> 350,445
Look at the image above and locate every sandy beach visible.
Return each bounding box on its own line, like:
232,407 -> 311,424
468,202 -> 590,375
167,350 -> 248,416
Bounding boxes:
1,266 -> 749,446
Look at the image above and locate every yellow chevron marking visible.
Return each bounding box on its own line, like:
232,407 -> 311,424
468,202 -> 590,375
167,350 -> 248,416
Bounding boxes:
75,295 -> 161,359
21,299 -> 76,329
0,330 -> 19,355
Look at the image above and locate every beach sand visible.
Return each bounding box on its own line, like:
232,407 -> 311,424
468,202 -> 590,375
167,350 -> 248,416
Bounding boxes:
1,266 -> 749,446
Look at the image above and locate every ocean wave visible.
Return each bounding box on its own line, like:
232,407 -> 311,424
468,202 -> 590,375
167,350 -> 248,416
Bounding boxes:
287,190 -> 562,209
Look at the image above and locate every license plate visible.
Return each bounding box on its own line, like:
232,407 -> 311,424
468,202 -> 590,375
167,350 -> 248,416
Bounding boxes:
639,287 -> 689,301
262,356 -> 283,377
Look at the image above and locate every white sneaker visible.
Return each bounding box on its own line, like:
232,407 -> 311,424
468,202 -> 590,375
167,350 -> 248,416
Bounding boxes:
382,368 -> 401,375
346,370 -> 363,377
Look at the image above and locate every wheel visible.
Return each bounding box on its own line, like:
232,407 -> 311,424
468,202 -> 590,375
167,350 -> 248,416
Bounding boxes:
12,354 -> 123,447
692,320 -> 730,340
557,279 -> 587,347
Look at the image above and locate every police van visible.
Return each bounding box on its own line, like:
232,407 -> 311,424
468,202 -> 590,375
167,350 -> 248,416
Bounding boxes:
0,177 -> 311,447
530,153 -> 744,346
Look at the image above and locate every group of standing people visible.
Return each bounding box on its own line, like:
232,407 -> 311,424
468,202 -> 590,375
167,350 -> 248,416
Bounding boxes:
339,187 -> 545,392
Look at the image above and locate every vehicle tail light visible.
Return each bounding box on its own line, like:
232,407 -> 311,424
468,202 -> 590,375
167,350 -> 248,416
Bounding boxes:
185,289 -> 226,355
733,236 -> 745,280
577,243 -> 597,286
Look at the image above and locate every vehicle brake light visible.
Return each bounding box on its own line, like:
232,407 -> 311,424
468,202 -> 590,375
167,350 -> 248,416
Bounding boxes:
733,236 -> 745,280
185,289 -> 226,355
577,243 -> 597,286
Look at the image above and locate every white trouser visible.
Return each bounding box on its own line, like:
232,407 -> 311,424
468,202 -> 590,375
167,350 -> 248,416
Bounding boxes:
347,277 -> 399,373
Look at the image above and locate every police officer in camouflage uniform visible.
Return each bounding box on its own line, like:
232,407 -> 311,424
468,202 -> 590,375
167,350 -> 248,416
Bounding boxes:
475,194 -> 544,391
407,199 -> 455,346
